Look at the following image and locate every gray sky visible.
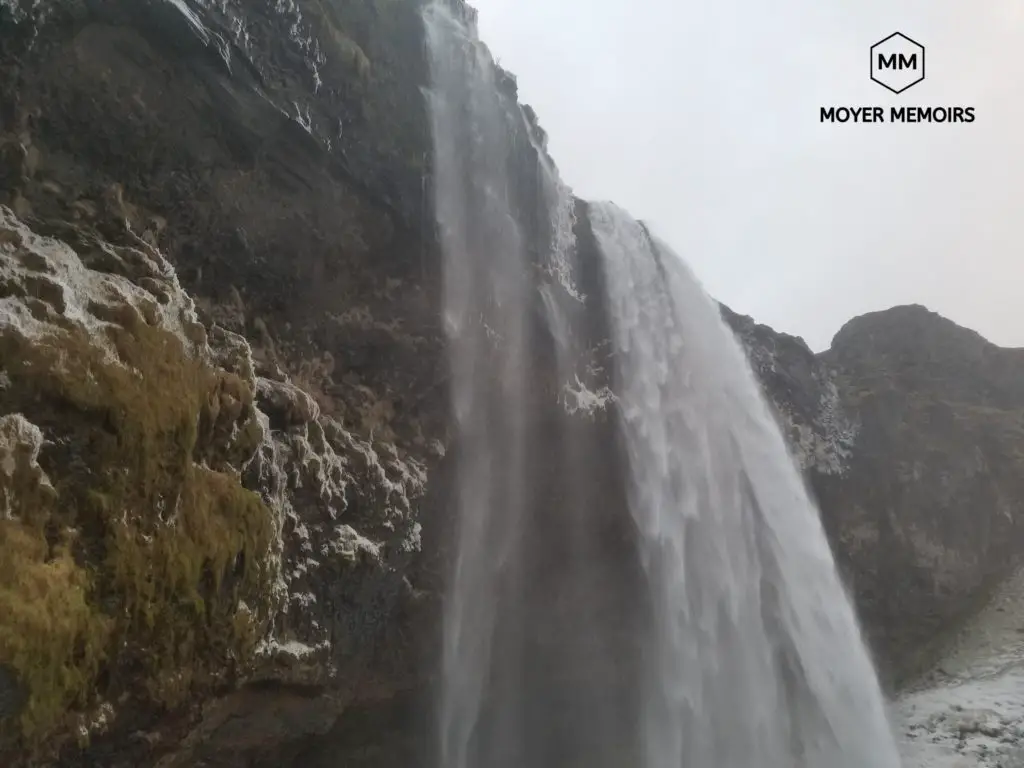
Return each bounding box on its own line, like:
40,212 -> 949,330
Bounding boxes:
471,0 -> 1024,351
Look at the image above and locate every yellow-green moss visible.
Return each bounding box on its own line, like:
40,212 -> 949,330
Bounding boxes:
308,0 -> 373,82
0,525 -> 111,743
104,466 -> 271,707
0,307 -> 276,753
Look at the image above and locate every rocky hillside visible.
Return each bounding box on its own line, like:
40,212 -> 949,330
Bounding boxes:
1,0 -> 446,763
2,0 -> 1023,765
725,303 -> 1024,686
0,200 -> 437,765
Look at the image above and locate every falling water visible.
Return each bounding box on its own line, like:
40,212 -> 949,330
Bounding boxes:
590,201 -> 902,768
425,1 -> 902,766
425,3 -> 643,767
424,3 -> 531,765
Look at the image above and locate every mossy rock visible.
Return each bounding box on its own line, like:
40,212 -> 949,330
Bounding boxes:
307,0 -> 374,83
0,517 -> 109,746
0,213 -> 278,759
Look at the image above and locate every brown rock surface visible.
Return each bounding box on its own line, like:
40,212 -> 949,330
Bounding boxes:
0,198 -> 436,765
818,306 -> 1024,685
724,303 -> 1024,686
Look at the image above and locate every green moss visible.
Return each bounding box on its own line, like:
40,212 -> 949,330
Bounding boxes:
104,466 -> 271,708
0,525 -> 111,743
0,308 -> 276,753
309,0 -> 373,83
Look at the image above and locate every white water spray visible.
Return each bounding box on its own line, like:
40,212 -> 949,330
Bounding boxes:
424,4 -> 531,766
424,1 -> 903,765
590,200 -> 903,768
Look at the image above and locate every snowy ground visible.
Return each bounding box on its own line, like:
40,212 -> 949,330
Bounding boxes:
896,569 -> 1024,767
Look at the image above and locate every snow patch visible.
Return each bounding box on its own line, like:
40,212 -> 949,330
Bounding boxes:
0,209 -> 208,369
898,568 -> 1024,767
256,637 -> 329,661
0,0 -> 53,25
561,374 -> 616,417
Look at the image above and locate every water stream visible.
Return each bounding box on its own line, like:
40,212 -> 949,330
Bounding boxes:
591,201 -> 902,767
425,4 -> 903,766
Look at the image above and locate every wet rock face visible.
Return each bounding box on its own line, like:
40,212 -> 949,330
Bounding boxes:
0,202 -> 436,766
0,0 -> 586,763
721,305 -> 857,477
1,0 -> 444,451
725,303 -> 1024,686
818,306 -> 1024,685
1,0 -> 455,758
0,206 -> 277,762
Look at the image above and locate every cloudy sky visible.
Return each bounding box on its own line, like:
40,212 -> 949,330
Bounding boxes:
469,0 -> 1024,351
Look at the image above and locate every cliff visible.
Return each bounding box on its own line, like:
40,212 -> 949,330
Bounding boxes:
723,303 -> 1024,686
1,0 -> 443,763
820,306 -> 1024,684
1,0 -> 1022,764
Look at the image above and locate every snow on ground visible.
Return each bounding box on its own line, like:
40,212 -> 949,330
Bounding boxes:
896,569 -> 1024,767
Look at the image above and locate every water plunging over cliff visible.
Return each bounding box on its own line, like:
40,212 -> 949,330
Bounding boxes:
425,3 -> 532,763
424,3 -> 901,767
425,4 -> 643,768
590,201 -> 902,768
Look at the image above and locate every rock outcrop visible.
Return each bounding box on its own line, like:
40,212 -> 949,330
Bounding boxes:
2,0 -> 449,762
0,205 -> 434,766
724,304 -> 1024,686
0,206 -> 276,762
819,306 -> 1024,685
2,0 -> 1023,764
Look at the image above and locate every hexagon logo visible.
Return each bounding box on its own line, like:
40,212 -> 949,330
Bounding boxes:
870,32 -> 925,94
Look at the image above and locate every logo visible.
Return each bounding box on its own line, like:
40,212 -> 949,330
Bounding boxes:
870,32 -> 925,94
818,32 -> 975,124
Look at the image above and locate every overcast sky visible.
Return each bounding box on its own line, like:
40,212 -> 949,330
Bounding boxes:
469,0 -> 1024,351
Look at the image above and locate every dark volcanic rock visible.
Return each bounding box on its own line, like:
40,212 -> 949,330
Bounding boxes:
725,303 -> 1024,686
1,0 -> 443,448
0,206 -> 279,764
819,306 -> 1024,684
0,203 -> 437,766
721,304 -> 857,477
0,0 -> 447,763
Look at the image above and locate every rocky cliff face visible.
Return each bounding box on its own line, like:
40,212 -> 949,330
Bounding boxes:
820,306 -> 1024,685
1,0 -> 445,763
0,199 -> 437,765
723,304 -> 1024,686
1,0 -> 1022,764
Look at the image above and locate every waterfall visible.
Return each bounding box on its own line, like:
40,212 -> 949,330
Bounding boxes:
590,200 -> 902,768
424,4 -> 531,766
424,2 -> 902,766
425,4 -> 642,767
